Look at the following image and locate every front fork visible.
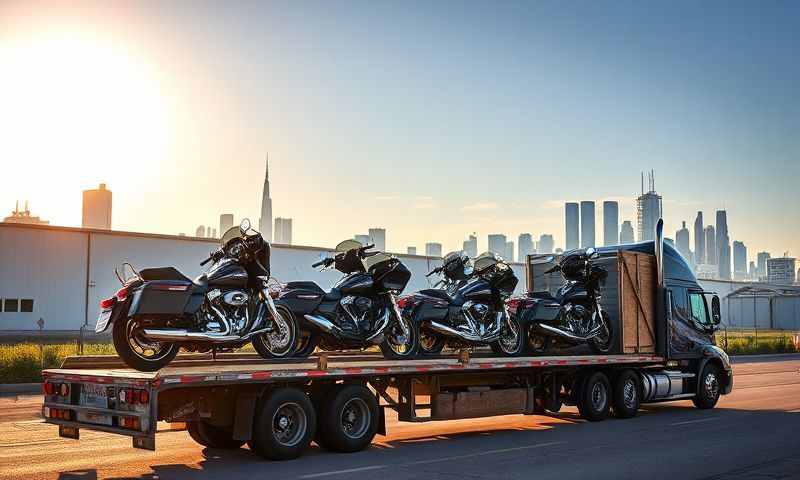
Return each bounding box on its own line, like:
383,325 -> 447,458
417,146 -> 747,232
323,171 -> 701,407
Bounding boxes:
388,294 -> 411,338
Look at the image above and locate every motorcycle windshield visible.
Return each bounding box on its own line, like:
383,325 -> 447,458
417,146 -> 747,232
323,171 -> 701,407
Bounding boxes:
363,252 -> 392,271
473,251 -> 504,273
335,239 -> 363,253
220,226 -> 240,245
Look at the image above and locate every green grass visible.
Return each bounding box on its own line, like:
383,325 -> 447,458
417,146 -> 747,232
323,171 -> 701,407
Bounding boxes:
0,343 -> 116,384
716,330 -> 800,355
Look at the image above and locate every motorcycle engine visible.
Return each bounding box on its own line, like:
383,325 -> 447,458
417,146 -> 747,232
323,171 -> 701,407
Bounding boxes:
564,304 -> 591,335
206,288 -> 250,334
339,295 -> 374,332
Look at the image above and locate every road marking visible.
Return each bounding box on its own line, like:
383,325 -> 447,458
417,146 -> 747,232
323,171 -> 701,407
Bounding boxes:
669,417 -> 719,426
298,441 -> 565,478
300,465 -> 385,478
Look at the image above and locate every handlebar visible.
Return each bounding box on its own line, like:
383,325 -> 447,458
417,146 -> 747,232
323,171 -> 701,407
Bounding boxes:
200,256 -> 213,266
426,267 -> 442,277
311,259 -> 327,268
544,265 -> 561,274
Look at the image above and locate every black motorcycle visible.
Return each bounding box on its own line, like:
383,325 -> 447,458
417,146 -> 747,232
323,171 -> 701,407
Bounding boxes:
398,251 -> 524,356
508,247 -> 613,354
277,240 -> 417,359
96,219 -> 298,371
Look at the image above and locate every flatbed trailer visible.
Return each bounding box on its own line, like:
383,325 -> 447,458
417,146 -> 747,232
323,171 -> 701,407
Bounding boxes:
41,350 -> 729,460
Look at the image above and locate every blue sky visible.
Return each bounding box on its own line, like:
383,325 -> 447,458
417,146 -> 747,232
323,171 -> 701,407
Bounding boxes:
1,0 -> 798,260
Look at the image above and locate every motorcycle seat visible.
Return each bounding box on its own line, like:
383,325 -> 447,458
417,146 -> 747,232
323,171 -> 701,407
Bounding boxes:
419,289 -> 458,304
192,274 -> 209,293
139,266 -> 191,282
285,281 -> 325,294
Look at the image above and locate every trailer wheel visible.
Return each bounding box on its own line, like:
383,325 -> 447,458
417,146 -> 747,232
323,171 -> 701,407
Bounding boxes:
611,370 -> 641,419
576,371 -> 611,421
187,421 -> 245,449
317,384 -> 379,453
692,363 -> 721,410
251,388 -> 315,460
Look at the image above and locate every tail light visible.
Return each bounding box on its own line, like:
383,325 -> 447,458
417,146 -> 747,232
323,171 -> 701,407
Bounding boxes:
138,390 -> 150,404
99,297 -> 116,309
506,297 -> 522,314
396,297 -> 411,309
119,388 -> 149,405
119,416 -> 141,430
43,382 -> 70,396
115,286 -> 130,300
45,408 -> 73,421
59,383 -> 70,396
43,382 -> 55,395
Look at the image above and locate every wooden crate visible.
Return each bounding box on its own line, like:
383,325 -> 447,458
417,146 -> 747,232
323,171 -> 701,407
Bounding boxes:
617,251 -> 657,354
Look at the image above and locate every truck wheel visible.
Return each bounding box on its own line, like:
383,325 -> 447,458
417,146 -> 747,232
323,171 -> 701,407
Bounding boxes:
611,370 -> 641,419
251,388 -> 315,460
317,384 -> 379,453
187,421 -> 245,449
112,317 -> 179,372
577,371 -> 611,421
692,363 -> 721,410
417,327 -> 445,356
252,305 -> 298,359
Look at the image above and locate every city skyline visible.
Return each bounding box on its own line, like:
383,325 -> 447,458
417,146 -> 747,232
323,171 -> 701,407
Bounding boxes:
2,1 -> 798,260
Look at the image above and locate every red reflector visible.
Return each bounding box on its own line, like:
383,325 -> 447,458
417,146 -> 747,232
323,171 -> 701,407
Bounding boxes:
99,297 -> 116,309
138,390 -> 149,404
44,383 -> 55,395
59,383 -> 70,396
115,286 -> 130,300
396,297 -> 410,309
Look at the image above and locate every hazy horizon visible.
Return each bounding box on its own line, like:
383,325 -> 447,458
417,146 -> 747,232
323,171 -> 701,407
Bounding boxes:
1,1 -> 798,260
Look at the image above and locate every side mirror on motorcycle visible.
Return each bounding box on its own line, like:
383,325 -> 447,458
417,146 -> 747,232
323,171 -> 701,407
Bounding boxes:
239,218 -> 251,235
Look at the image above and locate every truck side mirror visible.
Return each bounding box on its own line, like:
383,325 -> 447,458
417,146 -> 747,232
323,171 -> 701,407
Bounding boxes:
711,295 -> 721,325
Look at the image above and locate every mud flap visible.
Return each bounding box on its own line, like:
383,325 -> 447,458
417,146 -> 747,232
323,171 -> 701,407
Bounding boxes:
377,406 -> 387,436
133,435 -> 155,451
232,393 -> 257,441
59,425 -> 79,439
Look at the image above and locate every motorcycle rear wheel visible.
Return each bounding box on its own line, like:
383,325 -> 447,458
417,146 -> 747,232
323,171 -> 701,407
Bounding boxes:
112,318 -> 179,372
417,327 -> 445,356
588,311 -> 613,354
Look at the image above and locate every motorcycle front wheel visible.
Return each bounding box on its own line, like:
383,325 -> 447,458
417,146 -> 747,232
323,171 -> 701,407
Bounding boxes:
253,304 -> 298,359
112,318 -> 179,372
379,311 -> 419,359
490,314 -> 525,357
588,311 -> 614,354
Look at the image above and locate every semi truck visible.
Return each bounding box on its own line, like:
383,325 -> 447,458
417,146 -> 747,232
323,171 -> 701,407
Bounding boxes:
41,221 -> 732,460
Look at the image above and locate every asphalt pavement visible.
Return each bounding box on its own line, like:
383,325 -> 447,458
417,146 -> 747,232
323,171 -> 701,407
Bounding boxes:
1,355 -> 799,480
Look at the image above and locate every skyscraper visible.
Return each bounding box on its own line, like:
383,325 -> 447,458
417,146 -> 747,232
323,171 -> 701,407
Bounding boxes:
704,226 -> 717,265
368,228 -> 386,252
206,226 -> 211,238
693,211 -> 705,264
425,243 -> 442,257
463,234 -> 478,258
258,156 -> 273,242
767,257 -> 796,285
82,183 -> 112,230
488,234 -> 507,257
565,202 -> 579,251
354,234 -> 370,245
580,201 -> 595,248
620,221 -> 635,244
757,252 -> 771,280
505,241 -> 515,262
603,201 -> 619,246
407,246 -> 417,255
675,221 -> 691,263
195,225 -> 206,238
732,241 -> 747,280
637,171 -> 662,242
219,213 -> 234,235
274,217 -> 292,244
518,233 -> 534,261
538,234 -> 554,254
716,210 -> 731,280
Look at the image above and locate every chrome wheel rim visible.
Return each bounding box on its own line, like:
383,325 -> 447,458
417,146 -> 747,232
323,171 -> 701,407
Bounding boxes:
623,379 -> 637,409
271,402 -> 307,447
704,372 -> 719,399
387,315 -> 414,355
419,329 -> 440,353
340,398 -> 370,440
499,318 -> 521,354
591,381 -> 607,412
126,319 -> 173,361
263,309 -> 293,355
528,329 -> 547,352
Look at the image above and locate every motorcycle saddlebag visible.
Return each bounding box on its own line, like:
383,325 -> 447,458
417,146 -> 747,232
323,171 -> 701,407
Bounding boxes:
129,280 -> 193,317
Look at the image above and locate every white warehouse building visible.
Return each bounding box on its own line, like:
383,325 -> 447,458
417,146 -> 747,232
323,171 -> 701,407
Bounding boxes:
0,223 -> 528,333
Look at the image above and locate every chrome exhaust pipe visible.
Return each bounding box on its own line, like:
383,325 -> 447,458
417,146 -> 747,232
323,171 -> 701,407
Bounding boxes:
303,314 -> 343,335
534,322 -> 602,342
427,321 -> 488,343
142,327 -> 270,343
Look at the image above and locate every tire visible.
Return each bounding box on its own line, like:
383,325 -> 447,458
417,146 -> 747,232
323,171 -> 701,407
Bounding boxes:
251,388 -> 315,461
576,371 -> 611,421
536,375 -> 563,413
112,317 -> 179,372
417,326 -> 445,356
611,370 -> 641,419
316,384 -> 379,453
252,305 -> 298,359
187,420 -> 245,449
294,328 -> 320,359
588,311 -> 613,354
380,311 -> 419,360
692,363 -> 722,409
490,315 -> 526,357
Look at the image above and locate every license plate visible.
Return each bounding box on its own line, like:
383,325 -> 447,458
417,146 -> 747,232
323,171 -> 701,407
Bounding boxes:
77,410 -> 112,426
80,383 -> 109,409
95,309 -> 112,333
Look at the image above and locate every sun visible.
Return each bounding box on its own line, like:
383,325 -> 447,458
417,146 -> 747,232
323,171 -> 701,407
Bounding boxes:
0,30 -> 171,218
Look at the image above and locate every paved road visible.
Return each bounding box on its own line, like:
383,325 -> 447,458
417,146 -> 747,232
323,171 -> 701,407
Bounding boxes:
1,356 -> 799,480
